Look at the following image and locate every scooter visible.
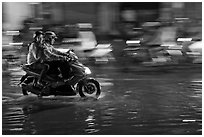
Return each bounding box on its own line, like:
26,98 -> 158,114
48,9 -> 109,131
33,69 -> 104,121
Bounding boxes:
19,50 -> 101,99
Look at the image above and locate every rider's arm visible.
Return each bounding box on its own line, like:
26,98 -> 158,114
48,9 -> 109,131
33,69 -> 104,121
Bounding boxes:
29,43 -> 39,60
50,46 -> 67,56
51,46 -> 68,56
43,47 -> 65,61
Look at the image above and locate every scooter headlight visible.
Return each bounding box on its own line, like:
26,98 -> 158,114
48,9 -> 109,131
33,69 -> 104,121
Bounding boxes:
84,67 -> 91,74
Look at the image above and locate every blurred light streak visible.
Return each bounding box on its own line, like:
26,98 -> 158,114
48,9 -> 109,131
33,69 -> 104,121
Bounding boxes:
29,27 -> 43,31
126,40 -> 140,44
5,31 -> 20,36
177,38 -> 192,42
9,42 -> 23,46
161,44 -> 176,47
96,44 -> 111,48
175,17 -> 189,20
182,120 -> 196,122
77,23 -> 92,29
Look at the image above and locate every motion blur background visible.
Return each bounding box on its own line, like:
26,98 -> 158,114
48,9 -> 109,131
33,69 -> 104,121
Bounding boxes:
2,2 -> 202,68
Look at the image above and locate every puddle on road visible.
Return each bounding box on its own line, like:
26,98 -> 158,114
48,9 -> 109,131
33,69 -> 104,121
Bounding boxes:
2,65 -> 202,135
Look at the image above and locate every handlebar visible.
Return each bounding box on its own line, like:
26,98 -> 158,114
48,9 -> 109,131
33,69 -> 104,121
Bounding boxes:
63,49 -> 78,63
67,50 -> 78,61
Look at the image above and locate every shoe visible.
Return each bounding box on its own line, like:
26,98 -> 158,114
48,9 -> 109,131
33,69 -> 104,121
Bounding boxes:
36,81 -> 43,88
70,85 -> 75,91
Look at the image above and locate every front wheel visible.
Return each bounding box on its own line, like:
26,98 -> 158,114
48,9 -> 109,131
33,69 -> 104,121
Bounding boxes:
78,78 -> 101,99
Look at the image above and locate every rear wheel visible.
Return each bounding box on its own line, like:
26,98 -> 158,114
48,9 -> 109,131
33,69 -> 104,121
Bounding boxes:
78,79 -> 101,99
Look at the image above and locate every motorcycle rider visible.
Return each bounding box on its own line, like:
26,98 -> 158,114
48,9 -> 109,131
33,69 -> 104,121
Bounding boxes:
42,31 -> 84,89
43,31 -> 69,61
41,31 -> 71,86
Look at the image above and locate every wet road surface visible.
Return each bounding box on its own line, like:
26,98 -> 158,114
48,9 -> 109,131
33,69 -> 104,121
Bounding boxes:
2,65 -> 202,135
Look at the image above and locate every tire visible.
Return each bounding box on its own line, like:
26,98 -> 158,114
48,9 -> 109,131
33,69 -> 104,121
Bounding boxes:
78,79 -> 101,99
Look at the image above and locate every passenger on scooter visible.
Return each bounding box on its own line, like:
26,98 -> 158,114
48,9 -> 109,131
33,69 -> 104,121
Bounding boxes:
26,30 -> 49,86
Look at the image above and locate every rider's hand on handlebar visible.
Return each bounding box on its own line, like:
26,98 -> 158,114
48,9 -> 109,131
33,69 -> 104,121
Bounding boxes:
63,56 -> 70,61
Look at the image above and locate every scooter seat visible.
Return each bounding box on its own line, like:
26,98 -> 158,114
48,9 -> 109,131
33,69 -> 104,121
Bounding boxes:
21,64 -> 63,82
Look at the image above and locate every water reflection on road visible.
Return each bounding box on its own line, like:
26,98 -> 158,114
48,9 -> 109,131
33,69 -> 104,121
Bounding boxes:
2,65 -> 202,135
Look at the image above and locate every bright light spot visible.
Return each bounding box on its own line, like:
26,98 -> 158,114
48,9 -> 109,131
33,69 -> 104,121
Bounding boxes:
182,120 -> 196,122
84,67 -> 91,75
9,42 -> 23,46
177,38 -> 192,42
126,40 -> 140,44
